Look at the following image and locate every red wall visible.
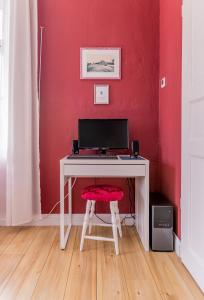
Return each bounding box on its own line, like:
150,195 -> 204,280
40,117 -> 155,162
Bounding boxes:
159,0 -> 182,237
38,0 -> 160,214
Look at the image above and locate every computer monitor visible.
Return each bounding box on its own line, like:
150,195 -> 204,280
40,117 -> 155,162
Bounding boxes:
78,119 -> 129,153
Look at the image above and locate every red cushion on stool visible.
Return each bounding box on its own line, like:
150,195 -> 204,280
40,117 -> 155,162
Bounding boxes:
81,185 -> 124,202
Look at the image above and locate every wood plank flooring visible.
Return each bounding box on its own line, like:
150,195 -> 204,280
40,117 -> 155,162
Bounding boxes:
0,226 -> 203,300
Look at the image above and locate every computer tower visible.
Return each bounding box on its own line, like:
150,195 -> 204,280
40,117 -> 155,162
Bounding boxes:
150,193 -> 174,251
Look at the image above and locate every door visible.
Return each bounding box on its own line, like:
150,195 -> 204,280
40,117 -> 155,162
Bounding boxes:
181,0 -> 204,292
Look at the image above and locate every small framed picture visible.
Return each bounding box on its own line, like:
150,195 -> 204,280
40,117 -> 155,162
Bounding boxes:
94,84 -> 109,104
80,48 -> 121,79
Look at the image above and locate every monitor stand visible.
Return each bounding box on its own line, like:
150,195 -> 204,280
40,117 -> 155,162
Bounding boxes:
99,148 -> 108,155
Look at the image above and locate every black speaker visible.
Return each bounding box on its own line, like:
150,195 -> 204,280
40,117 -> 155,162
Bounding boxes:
131,140 -> 139,157
72,140 -> 79,154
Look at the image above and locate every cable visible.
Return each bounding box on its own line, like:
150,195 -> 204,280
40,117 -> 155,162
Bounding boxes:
121,214 -> 135,226
119,179 -> 136,225
93,178 -> 136,225
38,26 -> 44,101
63,178 -> 77,200
41,178 -> 77,220
40,177 -> 135,225
93,177 -> 115,224
94,213 -> 112,224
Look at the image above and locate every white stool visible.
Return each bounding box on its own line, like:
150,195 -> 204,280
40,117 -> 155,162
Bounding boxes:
80,185 -> 124,255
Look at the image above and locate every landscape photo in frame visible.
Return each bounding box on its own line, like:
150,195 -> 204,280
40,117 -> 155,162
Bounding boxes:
80,48 -> 121,79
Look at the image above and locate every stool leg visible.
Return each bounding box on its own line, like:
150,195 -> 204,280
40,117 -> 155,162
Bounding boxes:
89,200 -> 95,234
80,200 -> 91,251
110,201 -> 119,255
115,201 -> 122,238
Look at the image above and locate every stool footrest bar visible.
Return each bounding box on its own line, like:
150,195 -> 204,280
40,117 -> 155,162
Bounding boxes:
84,235 -> 114,242
92,223 -> 112,227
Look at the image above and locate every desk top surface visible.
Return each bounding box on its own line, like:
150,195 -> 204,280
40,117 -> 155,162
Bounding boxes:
61,155 -> 149,165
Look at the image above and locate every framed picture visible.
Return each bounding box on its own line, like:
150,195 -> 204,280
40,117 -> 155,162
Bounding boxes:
80,48 -> 121,79
94,84 -> 109,104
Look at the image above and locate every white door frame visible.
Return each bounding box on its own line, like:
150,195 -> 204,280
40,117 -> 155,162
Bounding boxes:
181,0 -> 204,292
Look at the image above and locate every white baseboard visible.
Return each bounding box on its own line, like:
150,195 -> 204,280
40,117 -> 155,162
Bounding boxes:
174,233 -> 181,257
23,213 -> 134,226
0,217 -> 6,226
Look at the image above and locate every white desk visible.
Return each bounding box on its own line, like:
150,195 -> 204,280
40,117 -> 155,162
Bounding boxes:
60,155 -> 149,251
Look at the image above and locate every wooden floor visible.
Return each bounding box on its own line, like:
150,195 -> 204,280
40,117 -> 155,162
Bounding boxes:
0,226 -> 203,300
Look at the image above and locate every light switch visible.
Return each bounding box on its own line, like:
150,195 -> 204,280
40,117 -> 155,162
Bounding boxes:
161,77 -> 166,89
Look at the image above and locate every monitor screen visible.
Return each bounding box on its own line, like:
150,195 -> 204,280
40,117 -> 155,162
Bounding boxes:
78,119 -> 129,150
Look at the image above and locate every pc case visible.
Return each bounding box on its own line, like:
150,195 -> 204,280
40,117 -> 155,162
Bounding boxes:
150,193 -> 174,251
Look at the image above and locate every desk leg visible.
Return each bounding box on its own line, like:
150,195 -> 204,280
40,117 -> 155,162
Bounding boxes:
60,163 -> 72,250
135,165 -> 149,251
60,161 -> 65,249
68,177 -> 72,227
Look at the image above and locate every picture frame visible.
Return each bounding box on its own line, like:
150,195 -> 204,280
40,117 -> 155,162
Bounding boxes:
80,48 -> 121,79
94,84 -> 109,104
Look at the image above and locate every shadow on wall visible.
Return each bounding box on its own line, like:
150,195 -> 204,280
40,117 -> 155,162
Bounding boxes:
160,162 -> 180,234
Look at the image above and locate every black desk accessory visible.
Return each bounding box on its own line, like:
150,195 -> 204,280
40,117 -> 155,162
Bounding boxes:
131,140 -> 139,157
72,140 -> 79,154
119,155 -> 144,160
68,154 -> 118,160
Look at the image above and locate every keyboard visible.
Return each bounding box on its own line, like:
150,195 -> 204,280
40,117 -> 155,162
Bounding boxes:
119,155 -> 144,160
68,155 -> 118,160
